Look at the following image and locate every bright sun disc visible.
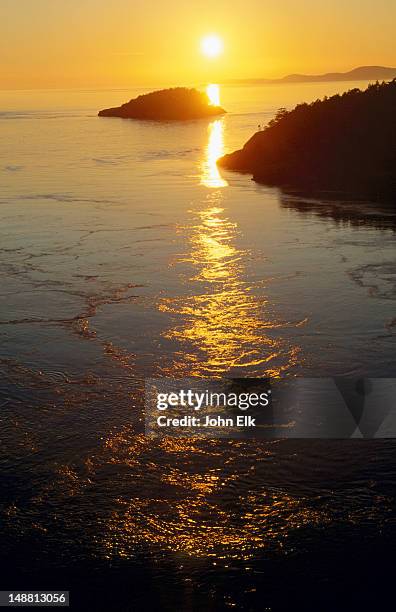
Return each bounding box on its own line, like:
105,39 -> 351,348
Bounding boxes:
201,35 -> 223,58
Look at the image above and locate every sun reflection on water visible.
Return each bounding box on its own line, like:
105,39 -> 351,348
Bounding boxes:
97,110 -> 303,564
201,118 -> 228,188
159,197 -> 298,377
206,83 -> 221,106
155,98 -> 302,377
88,114 -> 307,564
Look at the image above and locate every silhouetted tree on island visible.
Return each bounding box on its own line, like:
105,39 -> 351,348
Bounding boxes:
218,80 -> 396,202
99,87 -> 225,121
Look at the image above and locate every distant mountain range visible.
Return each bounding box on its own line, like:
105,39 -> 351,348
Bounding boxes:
225,66 -> 396,85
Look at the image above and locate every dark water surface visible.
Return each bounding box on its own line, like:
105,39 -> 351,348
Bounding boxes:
1,83 -> 396,610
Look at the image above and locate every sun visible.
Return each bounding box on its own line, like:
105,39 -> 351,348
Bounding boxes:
201,35 -> 223,58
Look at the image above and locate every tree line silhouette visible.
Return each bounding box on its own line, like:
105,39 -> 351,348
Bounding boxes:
219,80 -> 396,202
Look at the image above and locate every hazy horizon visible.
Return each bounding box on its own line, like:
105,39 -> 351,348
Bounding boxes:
1,65 -> 396,94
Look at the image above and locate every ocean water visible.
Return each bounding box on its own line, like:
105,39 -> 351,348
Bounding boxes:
0,81 -> 395,610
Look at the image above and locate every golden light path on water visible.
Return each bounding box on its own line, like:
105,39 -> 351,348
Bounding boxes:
200,118 -> 228,189
159,90 -> 301,378
99,433 -> 328,561
159,200 -> 297,377
98,88 -> 308,562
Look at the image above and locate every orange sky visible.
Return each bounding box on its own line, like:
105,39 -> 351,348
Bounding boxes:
1,0 -> 395,89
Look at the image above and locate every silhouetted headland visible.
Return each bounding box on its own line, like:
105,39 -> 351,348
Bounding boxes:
98,87 -> 225,121
218,80 -> 396,201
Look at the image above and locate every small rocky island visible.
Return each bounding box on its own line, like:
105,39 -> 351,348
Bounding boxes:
218,80 -> 396,201
98,87 -> 225,121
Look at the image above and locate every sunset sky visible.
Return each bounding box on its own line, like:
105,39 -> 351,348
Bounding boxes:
1,0 -> 395,89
